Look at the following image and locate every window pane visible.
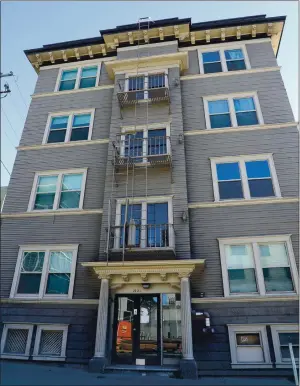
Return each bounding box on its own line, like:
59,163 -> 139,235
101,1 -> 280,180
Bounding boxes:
70,127 -> 89,141
225,49 -> 244,60
17,273 -> 41,294
46,274 -> 70,294
219,181 -> 244,199
263,267 -> 294,292
237,346 -> 264,363
203,62 -> 223,74
4,329 -> 28,354
279,333 -> 299,346
236,333 -> 260,346
34,193 -> 55,210
259,243 -> 289,267
120,204 -> 142,247
49,251 -> 72,273
148,129 -> 167,155
148,74 -> 165,88
47,130 -> 66,143
217,162 -> 240,181
61,174 -> 83,191
129,77 -> 144,91
37,176 -> 58,193
72,114 -> 91,128
202,51 -> 220,63
59,80 -> 76,91
208,100 -> 229,114
281,346 -> 299,360
61,69 -> 77,81
236,111 -> 259,126
39,330 -> 63,356
147,203 -> 169,247
210,114 -> 231,128
79,77 -> 96,89
228,269 -> 257,293
81,66 -> 97,78
50,116 -> 68,130
225,244 -> 254,268
246,160 -> 271,178
59,191 -> 81,209
21,252 -> 45,272
227,60 -> 246,71
248,179 -> 275,198
234,97 -> 256,112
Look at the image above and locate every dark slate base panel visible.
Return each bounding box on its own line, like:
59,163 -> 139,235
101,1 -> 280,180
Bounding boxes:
180,358 -> 198,379
89,356 -> 106,373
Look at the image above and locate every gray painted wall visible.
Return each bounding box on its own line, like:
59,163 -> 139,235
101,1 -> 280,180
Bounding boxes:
117,42 -> 178,60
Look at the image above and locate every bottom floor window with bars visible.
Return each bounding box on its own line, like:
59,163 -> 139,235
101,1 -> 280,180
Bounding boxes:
33,325 -> 68,361
1,324 -> 33,359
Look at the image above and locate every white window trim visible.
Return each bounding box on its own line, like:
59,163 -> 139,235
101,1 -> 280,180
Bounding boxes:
124,69 -> 169,99
114,196 -> 174,249
270,324 -> 299,368
228,324 -> 272,369
42,109 -> 95,144
218,235 -> 299,298
27,168 -> 88,212
54,63 -> 101,92
210,153 -> 281,202
10,244 -> 79,300
203,91 -> 264,130
33,324 -> 68,361
120,123 -> 171,161
198,44 -> 251,75
1,323 -> 34,360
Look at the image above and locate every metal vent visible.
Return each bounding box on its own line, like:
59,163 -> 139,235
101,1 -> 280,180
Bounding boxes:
4,329 -> 28,354
39,330 -> 63,356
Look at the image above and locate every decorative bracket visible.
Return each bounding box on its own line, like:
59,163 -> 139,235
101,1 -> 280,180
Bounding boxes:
49,52 -> 55,64
190,32 -> 196,45
143,30 -> 149,43
87,46 -> 94,58
205,30 -> 210,43
267,23 -> 273,36
221,28 -> 226,41
174,25 -> 180,38
159,28 -> 164,41
61,50 -> 67,62
122,274 -> 129,282
160,273 -> 167,281
128,32 -> 134,45
101,44 -> 107,56
252,25 -> 257,38
74,48 -> 80,60
236,26 -> 241,40
141,273 -> 148,282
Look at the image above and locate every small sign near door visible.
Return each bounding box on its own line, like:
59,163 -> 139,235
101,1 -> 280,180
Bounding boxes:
134,309 -> 138,315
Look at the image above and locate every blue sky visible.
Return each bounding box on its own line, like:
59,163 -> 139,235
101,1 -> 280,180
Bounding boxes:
1,1 -> 298,186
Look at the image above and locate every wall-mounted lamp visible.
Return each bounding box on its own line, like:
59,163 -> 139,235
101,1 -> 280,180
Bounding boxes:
181,210 -> 188,222
178,134 -> 184,144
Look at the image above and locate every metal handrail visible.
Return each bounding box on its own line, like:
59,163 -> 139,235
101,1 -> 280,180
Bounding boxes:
289,343 -> 299,385
114,136 -> 171,159
117,73 -> 168,93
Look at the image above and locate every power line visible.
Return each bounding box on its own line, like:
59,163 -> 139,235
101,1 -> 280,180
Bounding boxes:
9,93 -> 26,121
2,129 -> 17,149
1,106 -> 20,140
13,75 -> 28,109
1,160 -> 11,176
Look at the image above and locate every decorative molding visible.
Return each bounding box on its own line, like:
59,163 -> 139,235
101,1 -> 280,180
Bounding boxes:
160,273 -> 167,281
39,56 -> 115,71
178,38 -> 272,52
183,122 -> 298,136
17,138 -> 109,152
31,84 -> 114,99
191,295 -> 299,304
188,197 -> 299,209
180,66 -> 281,81
1,208 -> 103,219
117,41 -> 177,52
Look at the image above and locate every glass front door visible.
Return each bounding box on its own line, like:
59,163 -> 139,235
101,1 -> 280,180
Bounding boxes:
113,294 -> 161,365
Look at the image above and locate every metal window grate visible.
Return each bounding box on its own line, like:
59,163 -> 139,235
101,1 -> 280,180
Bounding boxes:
4,329 -> 28,354
38,330 -> 63,356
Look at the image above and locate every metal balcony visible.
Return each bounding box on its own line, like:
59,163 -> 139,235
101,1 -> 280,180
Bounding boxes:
113,135 -> 172,168
107,223 -> 175,260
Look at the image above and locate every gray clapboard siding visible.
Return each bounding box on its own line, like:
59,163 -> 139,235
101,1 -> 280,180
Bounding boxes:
117,41 -> 178,60
181,70 -> 295,131
185,126 -> 299,203
246,42 -> 278,68
3,144 -> 109,214
189,202 -> 299,297
0,215 -> 102,299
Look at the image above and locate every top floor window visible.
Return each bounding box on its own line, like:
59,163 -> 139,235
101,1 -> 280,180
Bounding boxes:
125,72 -> 168,100
199,46 -> 250,74
56,64 -> 100,92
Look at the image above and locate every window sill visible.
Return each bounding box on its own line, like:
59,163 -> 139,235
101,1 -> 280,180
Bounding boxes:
275,363 -> 299,368
11,295 -> 71,300
231,363 -> 273,369
0,354 -> 29,360
226,293 -> 297,298
33,356 -> 66,362
32,84 -> 114,98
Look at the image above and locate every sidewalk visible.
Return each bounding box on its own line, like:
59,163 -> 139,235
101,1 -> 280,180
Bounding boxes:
0,361 -> 295,386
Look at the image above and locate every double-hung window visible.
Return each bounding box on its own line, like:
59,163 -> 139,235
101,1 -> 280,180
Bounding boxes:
204,93 -> 262,129
270,325 -> 299,367
44,110 -> 94,144
56,65 -> 100,91
28,169 -> 87,211
219,236 -> 298,297
10,245 -> 78,299
199,46 -> 249,74
211,154 -> 280,201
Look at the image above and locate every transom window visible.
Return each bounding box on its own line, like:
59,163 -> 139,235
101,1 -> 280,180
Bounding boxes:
44,110 -> 94,144
204,93 -> 262,129
270,325 -> 299,367
211,154 -> 280,201
219,236 -> 298,297
10,246 -> 78,299
56,65 -> 100,91
199,46 -> 249,74
28,169 -> 87,211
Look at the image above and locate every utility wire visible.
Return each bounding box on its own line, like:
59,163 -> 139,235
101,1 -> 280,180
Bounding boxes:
1,106 -> 20,140
2,128 -> 17,149
13,75 -> 28,109
9,93 -> 26,121
1,160 -> 11,176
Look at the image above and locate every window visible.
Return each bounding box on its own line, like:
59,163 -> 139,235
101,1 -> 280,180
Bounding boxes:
114,197 -> 174,249
228,325 -> 271,368
125,71 -> 168,100
28,169 -> 87,211
56,64 -> 101,92
199,45 -> 250,74
1,324 -> 33,360
10,245 -> 78,299
271,325 -> 299,367
44,110 -> 94,144
33,325 -> 68,361
204,93 -> 263,129
211,154 -> 280,201
219,236 -> 298,297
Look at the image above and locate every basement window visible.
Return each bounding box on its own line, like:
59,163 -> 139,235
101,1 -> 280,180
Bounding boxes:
33,325 -> 68,361
270,325 -> 299,367
1,324 -> 33,360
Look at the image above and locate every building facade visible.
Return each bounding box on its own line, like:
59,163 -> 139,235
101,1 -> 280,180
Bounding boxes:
1,14 -> 299,380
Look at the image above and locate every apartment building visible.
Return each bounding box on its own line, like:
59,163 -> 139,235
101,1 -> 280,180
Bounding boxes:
1,14 -> 298,380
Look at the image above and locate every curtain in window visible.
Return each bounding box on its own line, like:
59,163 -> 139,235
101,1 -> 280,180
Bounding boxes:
225,49 -> 244,60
